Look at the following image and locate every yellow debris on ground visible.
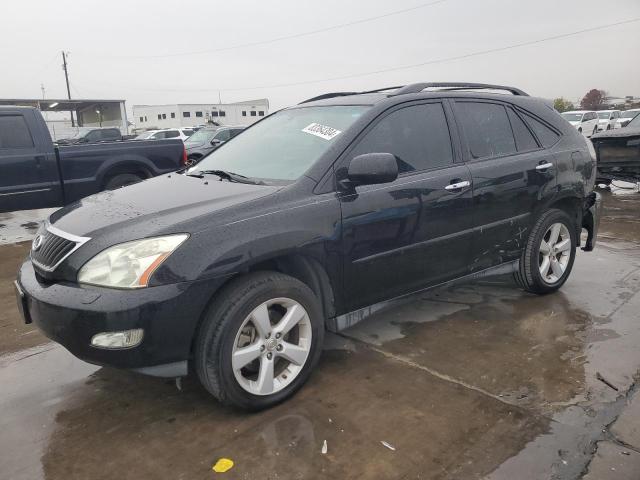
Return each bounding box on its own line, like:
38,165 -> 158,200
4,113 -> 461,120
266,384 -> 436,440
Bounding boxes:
212,458 -> 234,473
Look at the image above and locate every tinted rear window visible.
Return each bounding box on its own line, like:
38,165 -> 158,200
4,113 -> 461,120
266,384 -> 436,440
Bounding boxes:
0,115 -> 34,148
507,108 -> 539,152
521,113 -> 560,148
455,102 -> 516,159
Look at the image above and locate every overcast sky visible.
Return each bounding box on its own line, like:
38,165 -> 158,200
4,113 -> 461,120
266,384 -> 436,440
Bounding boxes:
2,0 -> 639,113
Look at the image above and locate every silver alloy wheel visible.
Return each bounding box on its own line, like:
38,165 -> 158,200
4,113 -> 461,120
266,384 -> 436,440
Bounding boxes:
231,297 -> 312,396
538,222 -> 571,284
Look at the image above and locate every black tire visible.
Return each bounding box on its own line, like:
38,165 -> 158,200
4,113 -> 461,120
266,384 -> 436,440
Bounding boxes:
592,126 -> 598,136
578,127 -> 582,133
104,173 -> 144,190
514,209 -> 577,294
194,271 -> 325,410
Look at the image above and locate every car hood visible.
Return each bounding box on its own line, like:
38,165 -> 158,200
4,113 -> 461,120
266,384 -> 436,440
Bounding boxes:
568,121 -> 581,126
49,173 -> 280,238
185,142 -> 206,149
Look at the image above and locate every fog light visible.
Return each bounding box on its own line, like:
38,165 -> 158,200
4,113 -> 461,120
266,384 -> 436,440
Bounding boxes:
91,329 -> 144,349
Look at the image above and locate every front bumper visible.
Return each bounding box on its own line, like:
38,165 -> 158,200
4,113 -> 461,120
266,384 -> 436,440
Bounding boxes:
16,260 -> 228,376
581,191 -> 602,252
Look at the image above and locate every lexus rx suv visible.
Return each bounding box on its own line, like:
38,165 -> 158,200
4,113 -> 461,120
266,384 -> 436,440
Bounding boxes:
16,82 -> 601,410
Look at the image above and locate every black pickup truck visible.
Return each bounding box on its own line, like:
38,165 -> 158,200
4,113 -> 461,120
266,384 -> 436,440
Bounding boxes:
0,106 -> 187,213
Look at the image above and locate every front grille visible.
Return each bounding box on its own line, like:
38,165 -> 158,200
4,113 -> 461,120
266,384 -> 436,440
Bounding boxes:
31,229 -> 78,271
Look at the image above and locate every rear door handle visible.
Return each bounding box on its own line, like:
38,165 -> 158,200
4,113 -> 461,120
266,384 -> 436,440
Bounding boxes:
444,180 -> 471,191
535,162 -> 553,171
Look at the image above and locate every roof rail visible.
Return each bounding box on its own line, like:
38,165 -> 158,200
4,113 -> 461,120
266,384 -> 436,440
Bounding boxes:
299,86 -> 404,104
390,82 -> 529,96
299,92 -> 359,104
299,82 -> 528,104
360,86 -> 405,94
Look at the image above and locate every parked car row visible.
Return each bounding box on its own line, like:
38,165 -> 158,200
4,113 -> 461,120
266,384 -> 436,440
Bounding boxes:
561,109 -> 640,138
134,128 -> 196,141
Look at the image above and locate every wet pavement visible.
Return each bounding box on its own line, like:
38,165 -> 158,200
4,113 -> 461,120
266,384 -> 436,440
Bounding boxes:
1,190 -> 640,480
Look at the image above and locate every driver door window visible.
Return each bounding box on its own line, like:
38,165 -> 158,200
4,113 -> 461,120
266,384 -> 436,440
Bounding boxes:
347,103 -> 453,174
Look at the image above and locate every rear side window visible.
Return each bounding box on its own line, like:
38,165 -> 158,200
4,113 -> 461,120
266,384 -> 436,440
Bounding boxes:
0,115 -> 34,148
455,102 -> 516,159
507,108 -> 538,152
521,112 -> 560,148
164,130 -> 180,138
349,103 -> 453,174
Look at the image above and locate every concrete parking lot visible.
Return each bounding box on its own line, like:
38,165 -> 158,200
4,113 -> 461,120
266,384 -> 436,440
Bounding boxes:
1,190 -> 639,480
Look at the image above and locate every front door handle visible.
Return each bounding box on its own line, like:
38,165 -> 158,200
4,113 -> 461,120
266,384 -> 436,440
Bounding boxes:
535,162 -> 553,171
444,180 -> 471,191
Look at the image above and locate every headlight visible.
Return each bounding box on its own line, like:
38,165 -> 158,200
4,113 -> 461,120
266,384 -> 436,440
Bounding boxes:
77,234 -> 188,289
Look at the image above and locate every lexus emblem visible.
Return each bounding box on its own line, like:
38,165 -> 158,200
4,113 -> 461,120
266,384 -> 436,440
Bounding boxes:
32,235 -> 44,251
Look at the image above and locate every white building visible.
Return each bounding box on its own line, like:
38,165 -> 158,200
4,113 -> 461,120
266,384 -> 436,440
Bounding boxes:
133,99 -> 269,131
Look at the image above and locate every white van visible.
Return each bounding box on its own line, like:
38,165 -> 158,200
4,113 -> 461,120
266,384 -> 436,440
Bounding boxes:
561,111 -> 599,137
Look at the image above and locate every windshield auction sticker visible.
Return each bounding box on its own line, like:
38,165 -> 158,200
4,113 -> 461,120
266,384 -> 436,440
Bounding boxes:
301,123 -> 342,140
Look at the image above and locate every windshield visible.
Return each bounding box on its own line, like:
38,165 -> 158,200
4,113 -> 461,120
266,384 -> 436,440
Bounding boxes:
597,112 -> 611,119
561,113 -> 583,122
191,106 -> 368,181
621,110 -> 640,119
185,128 -> 218,145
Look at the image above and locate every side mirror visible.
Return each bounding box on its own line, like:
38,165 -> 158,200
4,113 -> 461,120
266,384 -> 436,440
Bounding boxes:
211,138 -> 223,146
345,153 -> 398,187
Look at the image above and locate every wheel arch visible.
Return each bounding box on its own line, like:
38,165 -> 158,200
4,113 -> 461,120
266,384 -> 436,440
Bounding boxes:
538,194 -> 583,243
243,254 -> 337,322
100,162 -> 153,189
188,253 -> 337,361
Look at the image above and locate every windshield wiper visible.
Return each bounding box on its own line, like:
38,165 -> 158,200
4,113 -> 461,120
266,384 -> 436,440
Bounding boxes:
186,169 -> 264,185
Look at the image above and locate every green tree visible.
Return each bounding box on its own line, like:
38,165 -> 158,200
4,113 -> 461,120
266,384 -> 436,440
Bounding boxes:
553,98 -> 575,113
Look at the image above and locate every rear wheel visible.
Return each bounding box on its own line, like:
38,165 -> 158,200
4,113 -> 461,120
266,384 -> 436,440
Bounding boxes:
104,173 -> 144,190
514,209 -> 577,294
194,272 -> 324,410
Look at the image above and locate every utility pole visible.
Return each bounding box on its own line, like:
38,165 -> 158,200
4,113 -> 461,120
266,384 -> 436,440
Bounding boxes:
61,51 -> 74,126
40,84 -> 47,120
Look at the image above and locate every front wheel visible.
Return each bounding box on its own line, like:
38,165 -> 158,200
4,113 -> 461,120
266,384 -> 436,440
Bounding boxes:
514,209 -> 577,294
194,272 -> 324,410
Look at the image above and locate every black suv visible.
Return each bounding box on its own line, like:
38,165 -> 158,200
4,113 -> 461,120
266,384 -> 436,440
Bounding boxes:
16,83 -> 601,410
